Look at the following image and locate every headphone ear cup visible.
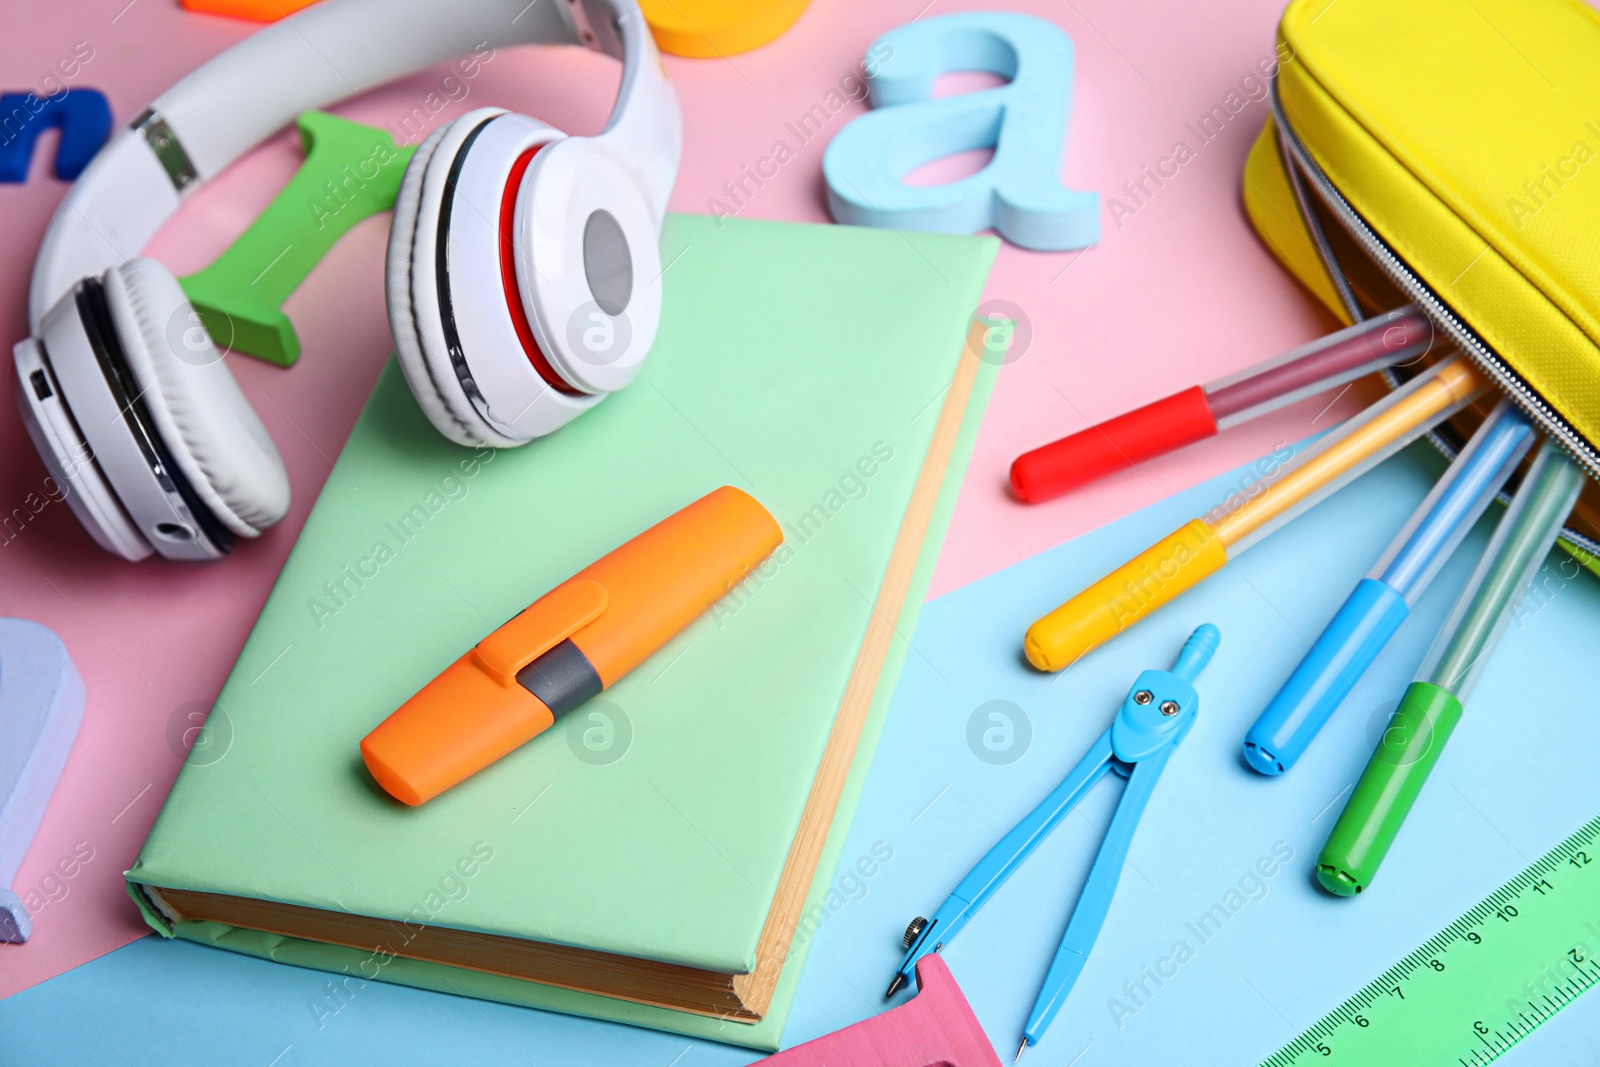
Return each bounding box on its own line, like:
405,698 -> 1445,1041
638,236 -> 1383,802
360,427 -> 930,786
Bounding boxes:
13,325 -> 153,560
387,110 -> 523,449
513,137 -> 663,396
105,258 -> 290,536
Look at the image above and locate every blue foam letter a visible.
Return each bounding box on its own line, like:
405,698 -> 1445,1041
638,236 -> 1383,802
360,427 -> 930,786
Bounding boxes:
823,13 -> 1098,251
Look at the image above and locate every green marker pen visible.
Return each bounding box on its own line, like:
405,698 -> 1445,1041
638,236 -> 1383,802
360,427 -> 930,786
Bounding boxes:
1316,439 -> 1587,896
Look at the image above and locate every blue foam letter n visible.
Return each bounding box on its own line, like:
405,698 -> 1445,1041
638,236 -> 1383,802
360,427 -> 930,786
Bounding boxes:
823,13 -> 1098,251
0,90 -> 112,183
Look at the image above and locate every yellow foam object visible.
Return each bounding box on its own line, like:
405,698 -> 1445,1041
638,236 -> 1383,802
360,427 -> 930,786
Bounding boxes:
641,0 -> 810,57
182,0 -> 808,48
1024,519 -> 1227,673
180,0 -> 319,21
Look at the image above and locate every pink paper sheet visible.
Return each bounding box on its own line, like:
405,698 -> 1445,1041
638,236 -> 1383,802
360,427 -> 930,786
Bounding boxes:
0,0 -> 1365,997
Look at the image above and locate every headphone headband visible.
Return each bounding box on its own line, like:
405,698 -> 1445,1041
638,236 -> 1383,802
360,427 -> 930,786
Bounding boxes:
29,0 -> 677,328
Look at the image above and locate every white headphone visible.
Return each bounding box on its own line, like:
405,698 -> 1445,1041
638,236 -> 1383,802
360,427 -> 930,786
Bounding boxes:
13,0 -> 680,562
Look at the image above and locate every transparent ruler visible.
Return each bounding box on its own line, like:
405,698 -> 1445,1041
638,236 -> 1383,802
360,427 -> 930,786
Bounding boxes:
1260,813 -> 1600,1066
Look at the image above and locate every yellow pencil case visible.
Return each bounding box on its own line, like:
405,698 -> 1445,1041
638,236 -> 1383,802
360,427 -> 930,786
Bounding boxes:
1243,0 -> 1600,563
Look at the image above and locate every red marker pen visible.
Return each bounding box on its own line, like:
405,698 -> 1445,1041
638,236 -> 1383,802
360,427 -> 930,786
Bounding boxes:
1009,306 -> 1435,503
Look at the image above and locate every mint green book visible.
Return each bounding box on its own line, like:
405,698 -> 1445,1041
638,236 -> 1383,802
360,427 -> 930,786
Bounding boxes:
126,215 -> 998,1050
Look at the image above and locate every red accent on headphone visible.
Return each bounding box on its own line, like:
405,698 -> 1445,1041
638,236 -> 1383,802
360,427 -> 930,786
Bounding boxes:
500,145 -> 583,397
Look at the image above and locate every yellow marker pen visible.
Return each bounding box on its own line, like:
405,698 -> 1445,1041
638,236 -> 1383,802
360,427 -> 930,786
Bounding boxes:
1024,356 -> 1487,672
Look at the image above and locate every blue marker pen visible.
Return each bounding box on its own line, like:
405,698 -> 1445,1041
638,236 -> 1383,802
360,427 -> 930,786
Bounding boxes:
1242,401 -> 1535,775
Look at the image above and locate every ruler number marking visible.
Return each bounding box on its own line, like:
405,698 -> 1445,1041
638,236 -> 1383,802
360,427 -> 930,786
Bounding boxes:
1257,815 -> 1600,1067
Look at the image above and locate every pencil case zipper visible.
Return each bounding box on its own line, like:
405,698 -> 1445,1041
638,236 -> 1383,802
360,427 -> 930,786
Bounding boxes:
1267,86 -> 1600,560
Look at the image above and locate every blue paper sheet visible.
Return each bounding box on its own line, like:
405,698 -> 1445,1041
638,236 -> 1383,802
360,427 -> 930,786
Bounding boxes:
5,440 -> 1597,1065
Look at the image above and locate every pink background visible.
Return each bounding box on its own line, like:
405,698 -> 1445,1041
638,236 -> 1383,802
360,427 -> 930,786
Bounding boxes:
1,0 -> 1354,997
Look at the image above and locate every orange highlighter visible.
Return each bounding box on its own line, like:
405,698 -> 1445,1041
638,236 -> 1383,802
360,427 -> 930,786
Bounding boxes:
361,486 -> 783,805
